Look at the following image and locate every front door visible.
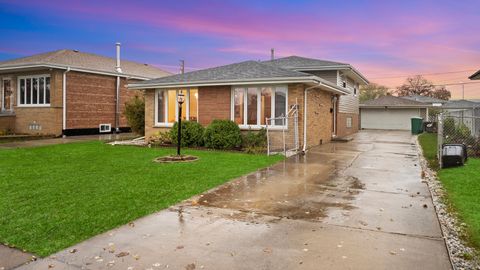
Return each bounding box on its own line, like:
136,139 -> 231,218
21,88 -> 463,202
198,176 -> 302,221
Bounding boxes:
1,78 -> 13,112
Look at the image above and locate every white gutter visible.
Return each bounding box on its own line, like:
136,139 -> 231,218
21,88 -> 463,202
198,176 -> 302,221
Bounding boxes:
62,67 -> 71,135
128,77 -> 320,89
0,64 -> 155,80
332,96 -> 338,137
303,85 -> 319,152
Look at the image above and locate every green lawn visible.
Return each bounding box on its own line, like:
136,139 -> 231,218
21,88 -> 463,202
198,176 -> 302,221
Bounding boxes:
419,133 -> 480,250
0,141 -> 283,256
418,133 -> 439,170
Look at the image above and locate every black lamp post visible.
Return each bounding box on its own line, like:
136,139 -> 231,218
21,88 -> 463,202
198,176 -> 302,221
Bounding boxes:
177,91 -> 185,156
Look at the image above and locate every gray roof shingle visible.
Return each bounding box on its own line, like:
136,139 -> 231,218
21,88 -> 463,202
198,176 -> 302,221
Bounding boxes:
443,99 -> 480,108
0,49 -> 171,79
262,56 -> 348,69
131,60 -> 316,87
361,95 -> 427,107
469,70 -> 480,80
400,94 -> 447,104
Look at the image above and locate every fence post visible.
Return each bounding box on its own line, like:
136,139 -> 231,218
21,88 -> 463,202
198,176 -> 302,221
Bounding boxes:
437,113 -> 443,169
266,118 -> 270,156
282,116 -> 286,156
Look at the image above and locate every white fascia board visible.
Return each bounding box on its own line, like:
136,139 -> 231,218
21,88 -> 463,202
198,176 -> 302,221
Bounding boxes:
294,65 -> 369,85
0,64 -> 152,80
128,77 -> 319,90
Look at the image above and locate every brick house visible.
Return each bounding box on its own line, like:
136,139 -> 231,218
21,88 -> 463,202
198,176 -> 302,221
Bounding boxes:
129,56 -> 368,150
0,45 -> 170,136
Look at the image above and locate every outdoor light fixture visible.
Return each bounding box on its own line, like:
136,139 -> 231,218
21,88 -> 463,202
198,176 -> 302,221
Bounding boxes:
176,91 -> 185,156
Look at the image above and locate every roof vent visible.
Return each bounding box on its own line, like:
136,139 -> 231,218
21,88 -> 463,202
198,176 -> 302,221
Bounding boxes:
115,42 -> 122,73
73,49 -> 79,53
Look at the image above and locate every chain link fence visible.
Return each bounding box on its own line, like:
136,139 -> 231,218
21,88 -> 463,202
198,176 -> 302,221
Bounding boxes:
437,112 -> 480,167
266,104 -> 299,156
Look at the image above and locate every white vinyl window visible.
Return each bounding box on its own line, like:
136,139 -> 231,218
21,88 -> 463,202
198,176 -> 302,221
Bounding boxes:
346,117 -> 353,128
155,88 -> 198,127
231,85 -> 287,129
18,75 -> 51,107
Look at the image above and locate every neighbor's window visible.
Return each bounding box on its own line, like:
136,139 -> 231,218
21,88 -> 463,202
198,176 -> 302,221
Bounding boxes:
155,88 -> 198,126
18,75 -> 50,106
346,117 -> 353,128
232,85 -> 287,127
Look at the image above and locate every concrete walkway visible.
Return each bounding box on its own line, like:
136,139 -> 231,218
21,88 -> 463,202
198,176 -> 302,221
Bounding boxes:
16,130 -> 451,270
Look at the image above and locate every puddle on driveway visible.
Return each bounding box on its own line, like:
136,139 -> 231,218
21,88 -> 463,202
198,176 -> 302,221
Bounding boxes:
196,149 -> 363,222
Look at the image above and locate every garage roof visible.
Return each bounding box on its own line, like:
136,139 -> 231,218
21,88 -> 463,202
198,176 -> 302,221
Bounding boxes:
360,95 -> 428,108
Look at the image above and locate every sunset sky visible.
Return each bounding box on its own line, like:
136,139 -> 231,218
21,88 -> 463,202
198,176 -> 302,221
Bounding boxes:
1,0 -> 479,98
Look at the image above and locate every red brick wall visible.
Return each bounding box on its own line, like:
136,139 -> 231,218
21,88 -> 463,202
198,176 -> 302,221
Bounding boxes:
66,71 -> 139,130
198,85 -> 231,126
336,112 -> 359,137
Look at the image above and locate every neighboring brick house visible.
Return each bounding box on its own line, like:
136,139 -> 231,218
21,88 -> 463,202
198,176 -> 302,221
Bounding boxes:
0,46 -> 170,136
263,56 -> 369,138
129,57 -> 369,150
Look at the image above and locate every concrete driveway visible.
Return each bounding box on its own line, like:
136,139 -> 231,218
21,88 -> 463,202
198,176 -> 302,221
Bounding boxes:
17,130 -> 451,270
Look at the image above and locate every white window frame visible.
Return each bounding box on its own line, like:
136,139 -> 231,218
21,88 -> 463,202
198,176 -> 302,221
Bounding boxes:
154,88 -> 198,127
346,117 -> 353,128
230,85 -> 288,130
17,74 -> 51,107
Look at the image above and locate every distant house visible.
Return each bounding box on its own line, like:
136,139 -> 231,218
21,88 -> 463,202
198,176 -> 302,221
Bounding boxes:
400,94 -> 446,107
469,70 -> 480,80
442,100 -> 480,136
359,96 -> 429,130
0,45 -> 170,136
129,56 -> 369,150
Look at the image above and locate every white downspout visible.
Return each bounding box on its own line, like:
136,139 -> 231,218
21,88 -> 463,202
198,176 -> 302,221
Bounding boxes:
302,85 -> 318,152
62,67 -> 71,137
115,42 -> 122,133
332,96 -> 338,137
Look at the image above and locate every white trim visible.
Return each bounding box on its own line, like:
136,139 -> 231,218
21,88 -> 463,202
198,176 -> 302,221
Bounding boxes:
17,74 -> 51,107
129,77 -> 318,89
0,64 -> 155,80
154,88 -> 198,127
230,85 -> 288,128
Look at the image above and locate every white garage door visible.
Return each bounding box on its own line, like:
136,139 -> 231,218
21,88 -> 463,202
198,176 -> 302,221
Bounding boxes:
361,108 -> 421,130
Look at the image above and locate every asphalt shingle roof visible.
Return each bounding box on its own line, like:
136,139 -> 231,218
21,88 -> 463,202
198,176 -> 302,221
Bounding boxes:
443,99 -> 480,108
400,94 -> 446,104
361,95 -> 427,107
262,56 -> 348,69
0,49 -> 171,79
132,60 -> 315,86
469,70 -> 480,80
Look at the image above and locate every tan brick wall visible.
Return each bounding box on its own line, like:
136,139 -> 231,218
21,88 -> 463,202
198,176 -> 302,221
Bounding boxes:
198,85 -> 231,126
65,72 -> 140,130
143,83 -> 335,148
0,115 -> 15,132
306,89 -> 334,147
4,69 -> 64,135
337,112 -> 359,137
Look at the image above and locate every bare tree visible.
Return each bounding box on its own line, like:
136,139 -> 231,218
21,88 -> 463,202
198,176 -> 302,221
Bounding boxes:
432,86 -> 451,100
359,83 -> 390,102
395,75 -> 434,96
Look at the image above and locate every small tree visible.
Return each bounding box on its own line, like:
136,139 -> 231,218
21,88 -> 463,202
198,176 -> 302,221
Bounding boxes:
124,95 -> 145,135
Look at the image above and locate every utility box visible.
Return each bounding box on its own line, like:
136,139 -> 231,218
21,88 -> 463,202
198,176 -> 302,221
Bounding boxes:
411,117 -> 424,135
442,144 -> 468,168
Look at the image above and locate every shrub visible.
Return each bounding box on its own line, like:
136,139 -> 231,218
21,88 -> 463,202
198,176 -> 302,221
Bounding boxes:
124,95 -> 145,135
150,131 -> 172,146
242,128 -> 267,153
204,120 -> 242,150
170,121 -> 204,147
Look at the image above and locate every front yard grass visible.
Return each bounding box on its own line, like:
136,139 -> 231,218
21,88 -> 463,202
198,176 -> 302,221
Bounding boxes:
0,141 -> 283,256
418,133 -> 480,250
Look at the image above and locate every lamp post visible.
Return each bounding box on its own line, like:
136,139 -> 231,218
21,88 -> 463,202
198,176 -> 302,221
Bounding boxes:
177,91 -> 185,156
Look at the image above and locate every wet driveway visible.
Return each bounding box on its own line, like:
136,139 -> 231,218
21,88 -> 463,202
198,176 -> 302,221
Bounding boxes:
17,130 -> 451,270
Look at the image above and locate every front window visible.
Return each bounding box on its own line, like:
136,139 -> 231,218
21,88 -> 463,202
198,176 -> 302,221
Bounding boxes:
18,75 -> 50,106
155,88 -> 198,126
232,85 -> 287,128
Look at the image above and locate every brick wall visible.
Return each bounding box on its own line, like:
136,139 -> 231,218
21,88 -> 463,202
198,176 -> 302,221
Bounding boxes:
66,71 -> 139,130
198,85 -> 231,126
337,112 -> 359,137
306,89 -> 334,147
0,115 -> 15,132
10,69 -> 63,135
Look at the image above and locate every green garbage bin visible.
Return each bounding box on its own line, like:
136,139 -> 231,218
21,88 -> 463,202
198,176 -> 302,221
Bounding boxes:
411,117 -> 423,134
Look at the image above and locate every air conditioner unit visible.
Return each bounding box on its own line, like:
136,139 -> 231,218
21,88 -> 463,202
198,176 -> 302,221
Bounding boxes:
99,123 -> 112,133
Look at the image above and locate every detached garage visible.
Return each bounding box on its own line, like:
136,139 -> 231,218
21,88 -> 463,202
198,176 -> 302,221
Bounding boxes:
360,96 -> 429,130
